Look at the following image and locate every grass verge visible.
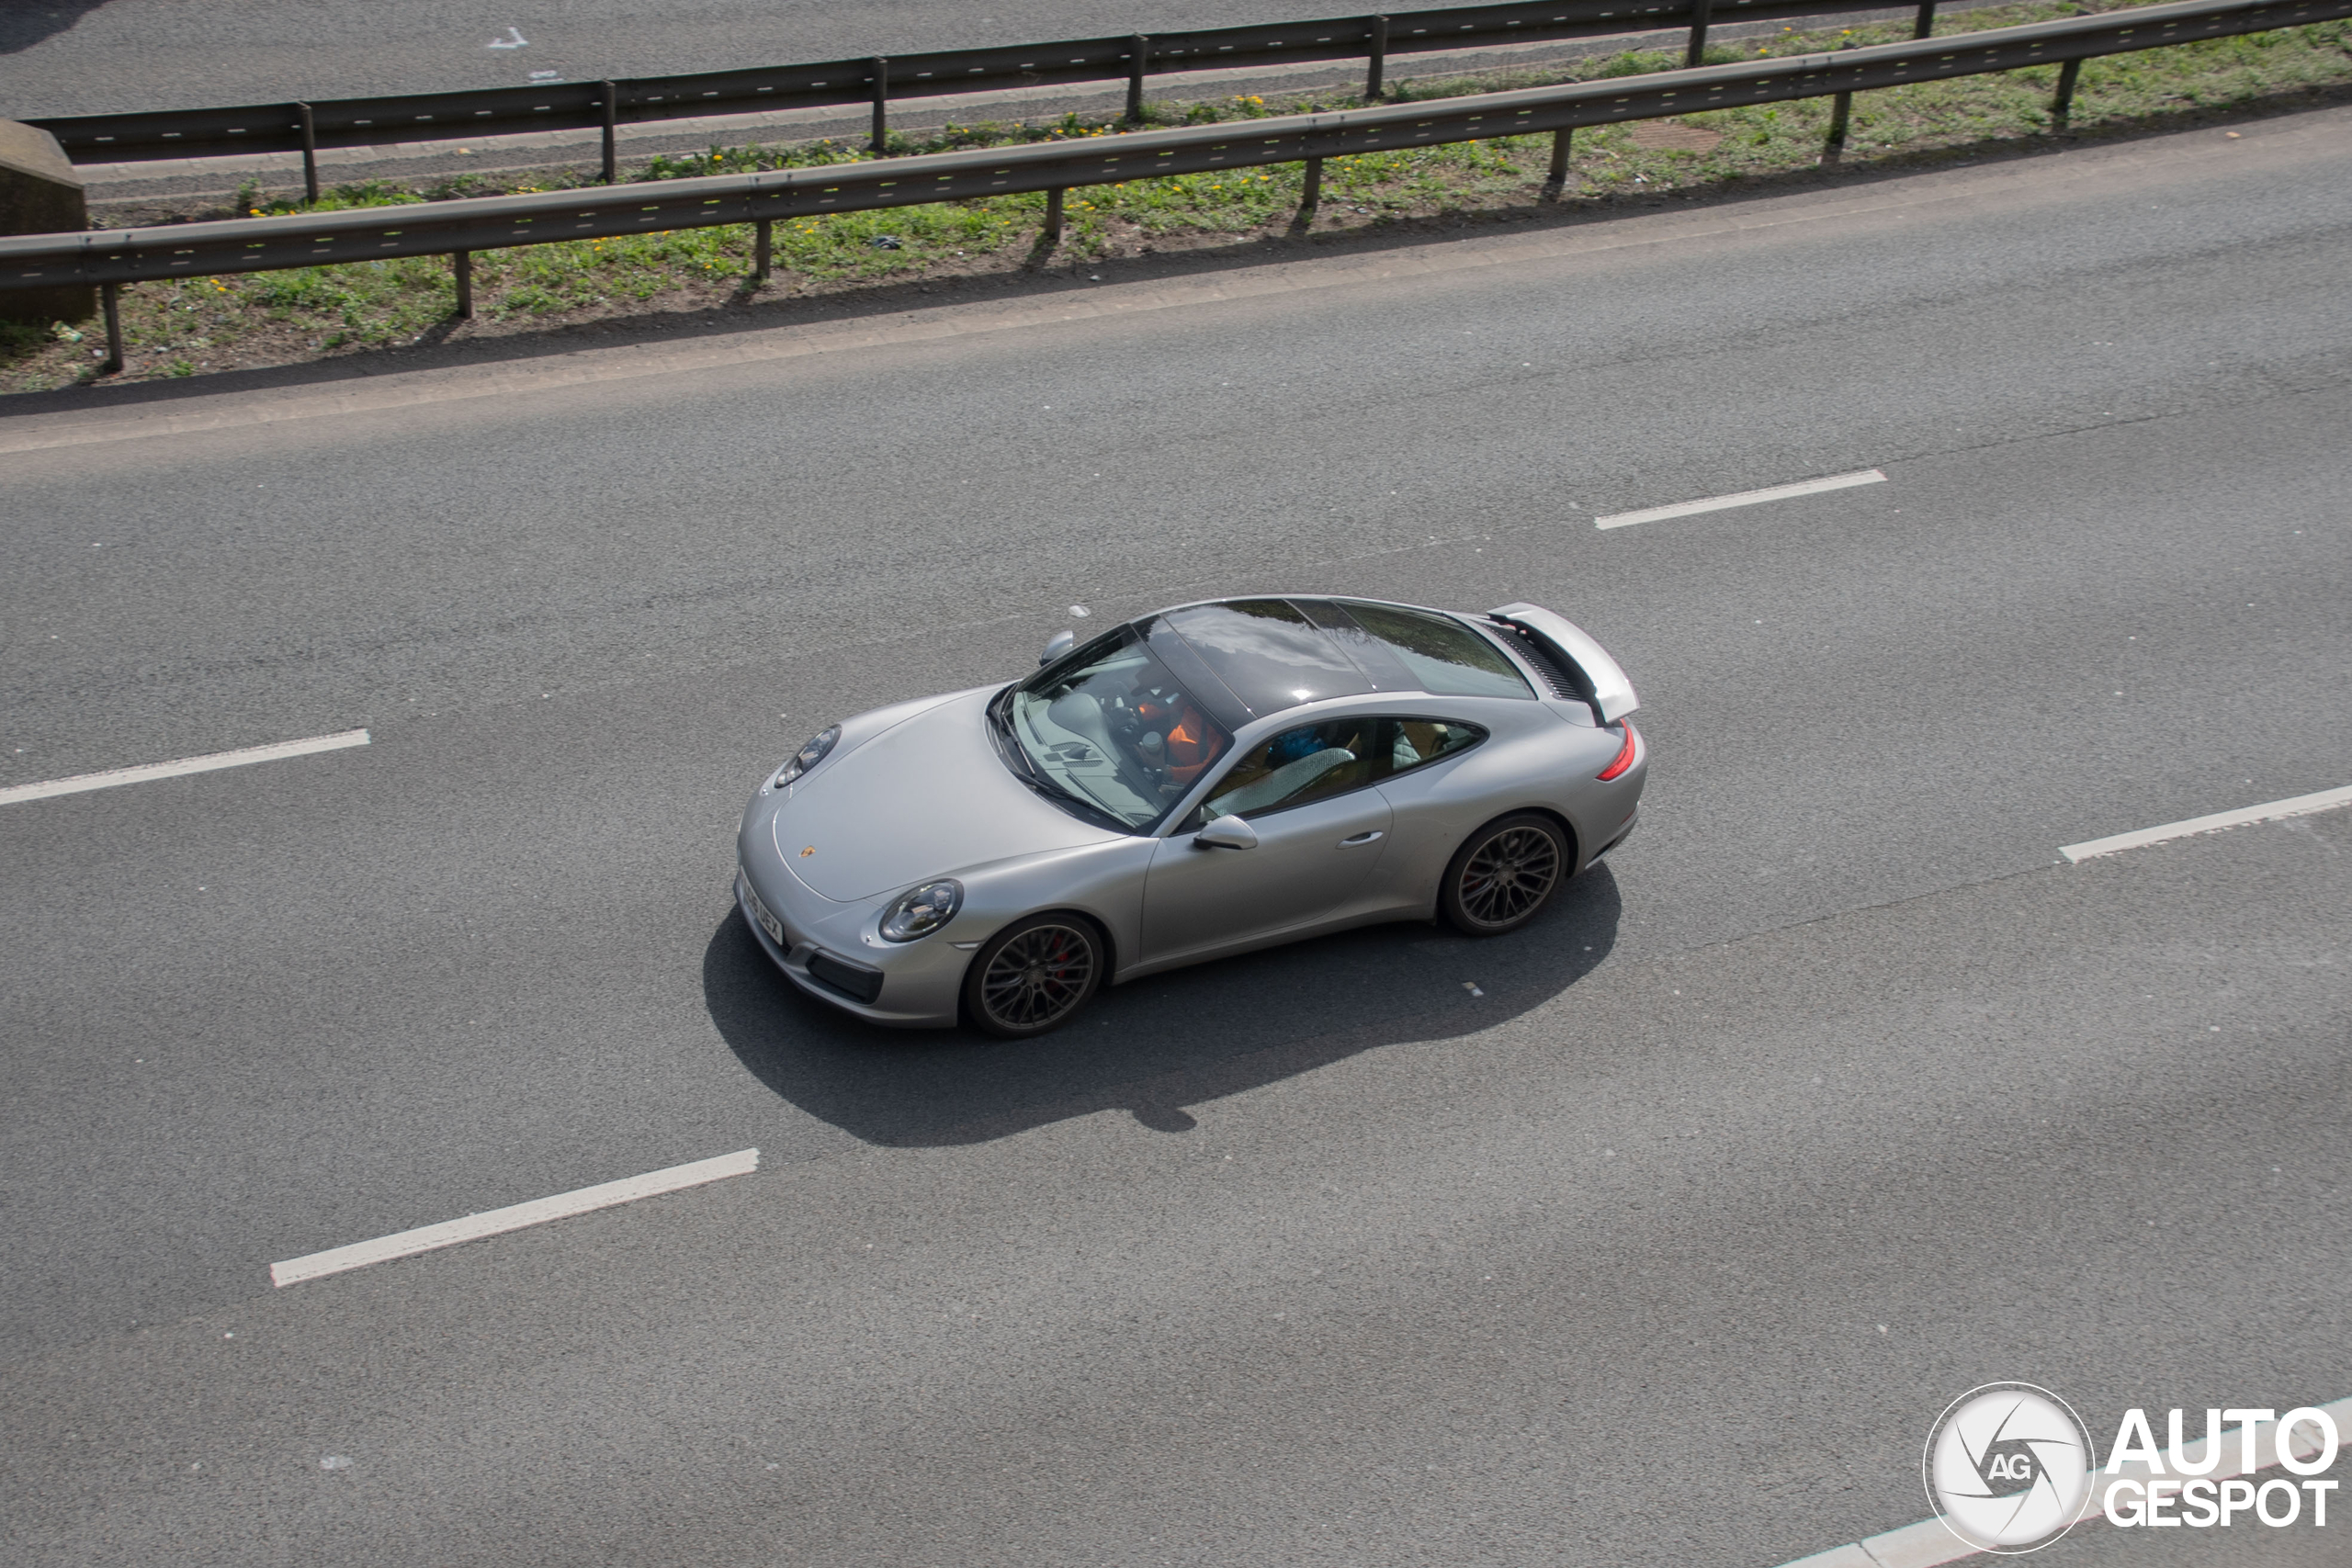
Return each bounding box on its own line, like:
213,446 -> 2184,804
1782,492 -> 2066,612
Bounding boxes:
6,0 -> 2348,393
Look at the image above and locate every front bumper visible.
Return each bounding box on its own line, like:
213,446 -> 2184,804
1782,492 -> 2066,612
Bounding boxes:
733,867 -> 968,1028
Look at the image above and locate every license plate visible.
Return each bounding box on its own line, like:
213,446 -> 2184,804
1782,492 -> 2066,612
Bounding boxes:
741,872 -> 787,948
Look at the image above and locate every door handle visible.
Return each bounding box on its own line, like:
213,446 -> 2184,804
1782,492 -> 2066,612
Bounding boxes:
1339,830 -> 1384,847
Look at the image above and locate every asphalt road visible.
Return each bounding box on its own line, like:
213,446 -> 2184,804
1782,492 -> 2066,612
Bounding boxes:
8,0 -> 1398,118
3,109 -> 2348,1565
0,0 -> 1999,126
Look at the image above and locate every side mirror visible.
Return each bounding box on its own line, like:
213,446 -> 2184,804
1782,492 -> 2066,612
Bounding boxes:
1039,629 -> 1077,666
1194,814 -> 1258,851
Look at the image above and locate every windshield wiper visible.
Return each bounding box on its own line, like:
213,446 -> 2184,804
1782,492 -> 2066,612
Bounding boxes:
988,692 -> 1135,833
987,693 -> 1049,784
989,696 -> 1087,799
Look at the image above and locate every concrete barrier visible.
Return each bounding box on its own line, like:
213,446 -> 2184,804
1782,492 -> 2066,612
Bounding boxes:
0,121 -> 92,323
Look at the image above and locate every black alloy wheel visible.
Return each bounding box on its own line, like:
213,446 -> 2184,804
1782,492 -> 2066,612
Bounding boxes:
1441,812 -> 1569,936
963,914 -> 1104,1038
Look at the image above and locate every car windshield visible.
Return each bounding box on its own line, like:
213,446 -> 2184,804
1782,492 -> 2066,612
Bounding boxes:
1003,629 -> 1233,831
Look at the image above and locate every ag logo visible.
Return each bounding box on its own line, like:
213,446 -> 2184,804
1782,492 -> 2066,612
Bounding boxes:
1979,1438 -> 2042,1494
1924,1383 -> 2095,1553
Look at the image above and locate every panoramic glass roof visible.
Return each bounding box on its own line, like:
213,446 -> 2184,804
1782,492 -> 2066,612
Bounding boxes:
1158,600 -> 1372,717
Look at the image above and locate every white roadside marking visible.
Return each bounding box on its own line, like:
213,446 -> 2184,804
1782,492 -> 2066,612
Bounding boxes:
1595,468 -> 1886,529
0,728 -> 370,807
269,1148 -> 760,1287
1776,1394 -> 2352,1568
2060,784 -> 2352,863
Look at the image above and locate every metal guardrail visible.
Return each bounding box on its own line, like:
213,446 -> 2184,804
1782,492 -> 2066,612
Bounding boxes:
28,0 -> 1943,190
5,0 -> 2345,368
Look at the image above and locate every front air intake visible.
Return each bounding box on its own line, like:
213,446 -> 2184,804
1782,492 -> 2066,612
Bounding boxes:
807,952 -> 885,1005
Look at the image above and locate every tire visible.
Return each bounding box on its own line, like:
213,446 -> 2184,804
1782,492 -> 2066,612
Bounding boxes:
962,913 -> 1105,1039
1439,812 -> 1570,937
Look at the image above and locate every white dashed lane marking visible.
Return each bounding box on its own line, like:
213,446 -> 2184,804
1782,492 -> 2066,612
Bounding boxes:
1594,468 -> 1886,530
0,729 -> 370,807
270,1148 -> 760,1287
2060,784 -> 2352,863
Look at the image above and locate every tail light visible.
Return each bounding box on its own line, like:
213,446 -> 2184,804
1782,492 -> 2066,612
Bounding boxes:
1597,719 -> 1639,781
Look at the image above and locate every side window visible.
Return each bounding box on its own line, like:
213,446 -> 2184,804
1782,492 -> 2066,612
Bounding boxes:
1196,717 -> 1379,823
1389,719 -> 1485,775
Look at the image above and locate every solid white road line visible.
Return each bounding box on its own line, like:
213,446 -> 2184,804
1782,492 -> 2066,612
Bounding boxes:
269,1148 -> 760,1287
1775,1394 -> 2352,1568
1594,468 -> 1886,530
0,728 -> 371,807
2060,784 -> 2352,863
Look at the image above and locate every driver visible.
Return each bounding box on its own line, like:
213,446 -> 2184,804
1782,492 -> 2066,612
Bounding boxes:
1135,693 -> 1223,786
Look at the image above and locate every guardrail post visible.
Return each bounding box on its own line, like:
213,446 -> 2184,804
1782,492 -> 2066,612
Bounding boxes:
98,281 -> 122,374
1685,0 -> 1714,69
1366,16 -> 1388,100
1545,126 -> 1572,195
1914,0 -> 1939,39
297,103 -> 319,204
1127,36 -> 1148,122
2050,57 -> 2082,130
1044,187 -> 1065,243
871,58 -> 889,154
1824,89 -> 1852,158
453,249 -> 473,318
753,217 -> 773,281
1301,155 -> 1322,211
600,82 -> 618,183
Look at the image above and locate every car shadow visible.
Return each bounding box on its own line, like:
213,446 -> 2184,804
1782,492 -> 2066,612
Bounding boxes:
707,863 -> 1623,1145
0,3 -> 107,57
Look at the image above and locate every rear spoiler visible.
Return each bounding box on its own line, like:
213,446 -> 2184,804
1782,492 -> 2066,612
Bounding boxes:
1486,604 -> 1639,723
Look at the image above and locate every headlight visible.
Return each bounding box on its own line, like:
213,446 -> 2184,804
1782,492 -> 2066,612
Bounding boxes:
879,879 -> 963,942
772,724 -> 841,789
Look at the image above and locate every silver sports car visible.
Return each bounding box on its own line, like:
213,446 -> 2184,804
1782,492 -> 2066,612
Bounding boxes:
735,596 -> 1645,1037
